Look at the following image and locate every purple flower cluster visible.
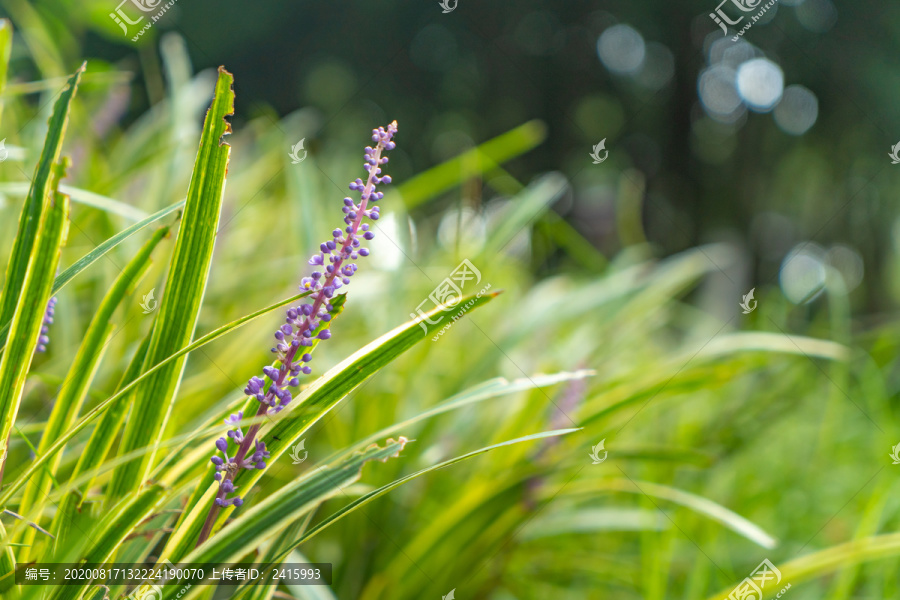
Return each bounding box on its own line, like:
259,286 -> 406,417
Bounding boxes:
36,297 -> 57,353
209,412 -> 270,507
207,121 -> 398,511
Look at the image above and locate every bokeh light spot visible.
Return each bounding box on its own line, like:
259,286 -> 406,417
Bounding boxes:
597,24 -> 646,74
774,85 -> 818,135
736,58 -> 784,112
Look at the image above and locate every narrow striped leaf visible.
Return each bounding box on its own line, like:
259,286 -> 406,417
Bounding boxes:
0,176 -> 70,489
108,67 -> 234,502
0,64 -> 82,350
15,226 -> 170,559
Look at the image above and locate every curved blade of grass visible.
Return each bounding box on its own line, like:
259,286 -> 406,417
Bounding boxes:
557,478 -> 777,549
0,176 -> 70,489
481,172 -> 568,257
699,331 -> 849,362
0,290 -> 310,509
108,67 -> 234,503
0,182 -> 149,220
159,290 -> 500,562
0,64 -> 82,350
704,532 -> 900,600
331,369 -> 594,461
263,430 -> 579,570
15,226 -> 170,559
50,199 -> 184,296
147,440 -> 411,600
397,120 -> 546,209
0,199 -> 185,353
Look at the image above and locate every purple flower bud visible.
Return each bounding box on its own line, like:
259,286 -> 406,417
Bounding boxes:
233,497 -> 243,506
35,297 -> 58,354
222,479 -> 234,493
211,456 -> 223,466
216,438 -> 228,453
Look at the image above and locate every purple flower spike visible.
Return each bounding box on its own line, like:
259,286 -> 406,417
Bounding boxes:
203,122 -> 398,536
35,297 -> 57,353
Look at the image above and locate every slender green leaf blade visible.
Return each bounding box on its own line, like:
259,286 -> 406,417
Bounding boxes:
396,120 -> 546,208
108,67 -> 234,502
0,183 -> 69,488
292,430 -> 578,550
16,226 -> 170,558
0,64 -> 82,349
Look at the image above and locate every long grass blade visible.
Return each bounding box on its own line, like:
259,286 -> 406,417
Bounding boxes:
0,170 -> 70,489
108,67 -> 234,503
15,226 -> 170,559
0,64 -> 82,349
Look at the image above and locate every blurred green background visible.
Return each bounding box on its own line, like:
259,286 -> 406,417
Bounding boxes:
2,0 -> 900,598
